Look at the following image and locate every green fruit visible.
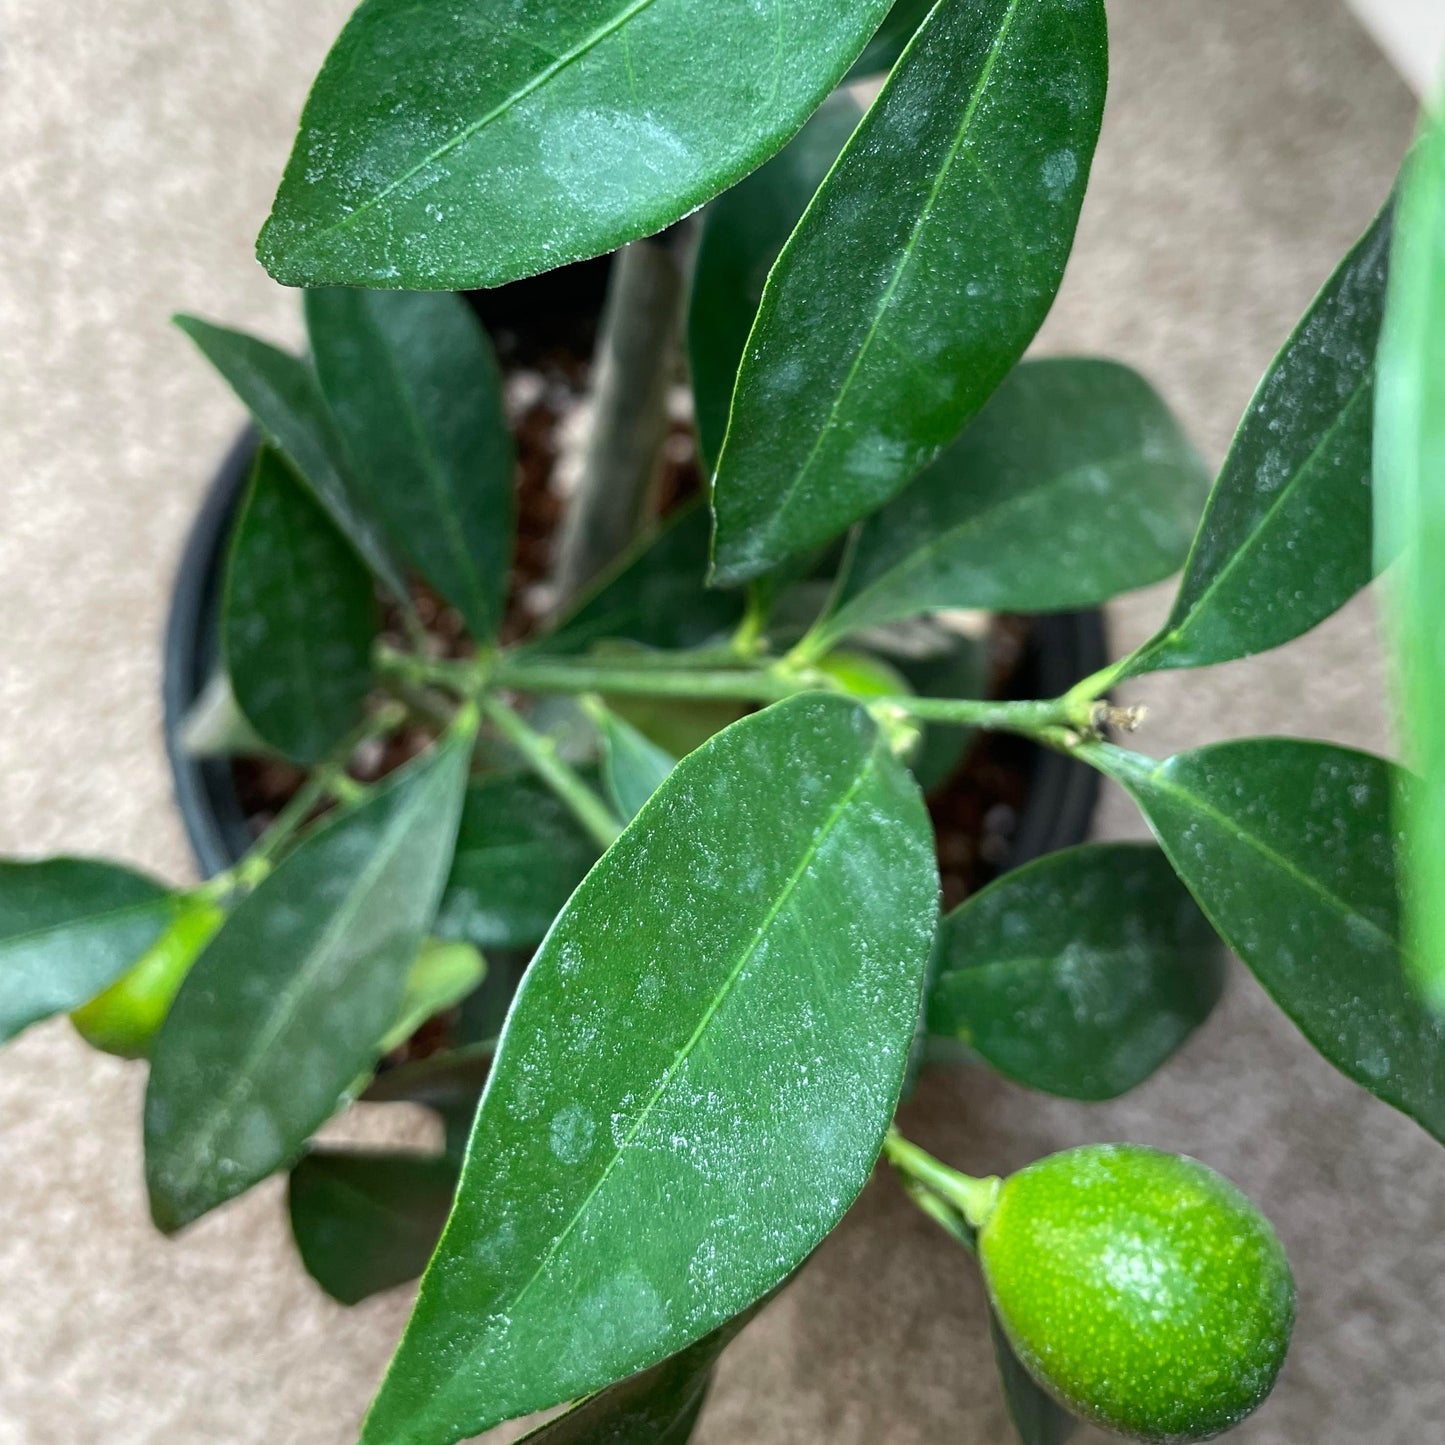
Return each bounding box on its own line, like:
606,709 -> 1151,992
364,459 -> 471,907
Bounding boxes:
978,1145 -> 1295,1443
71,899 -> 224,1059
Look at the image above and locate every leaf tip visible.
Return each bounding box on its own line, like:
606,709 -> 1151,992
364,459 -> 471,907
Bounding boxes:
145,1180 -> 188,1238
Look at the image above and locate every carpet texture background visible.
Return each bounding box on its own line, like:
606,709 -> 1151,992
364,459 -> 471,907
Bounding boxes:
0,1 -> 1437,1441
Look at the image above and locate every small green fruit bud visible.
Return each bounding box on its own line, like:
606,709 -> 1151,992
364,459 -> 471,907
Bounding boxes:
71,899 -> 224,1059
978,1144 -> 1294,1442
813,648 -> 911,700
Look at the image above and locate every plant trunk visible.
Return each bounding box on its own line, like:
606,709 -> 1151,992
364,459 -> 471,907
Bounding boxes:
551,227 -> 692,608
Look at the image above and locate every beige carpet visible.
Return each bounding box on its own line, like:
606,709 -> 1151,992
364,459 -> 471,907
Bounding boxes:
0,1 -> 1437,1441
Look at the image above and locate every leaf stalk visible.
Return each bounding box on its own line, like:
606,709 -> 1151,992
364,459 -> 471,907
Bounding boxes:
883,1129 -> 1002,1232
480,696 -> 623,852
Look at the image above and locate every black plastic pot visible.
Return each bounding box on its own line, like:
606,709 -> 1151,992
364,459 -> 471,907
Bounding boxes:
163,428 -> 258,877
162,443 -> 1105,880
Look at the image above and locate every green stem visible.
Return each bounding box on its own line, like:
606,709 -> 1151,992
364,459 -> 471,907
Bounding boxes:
493,656 -> 807,704
883,1129 -> 1002,1231
481,696 -> 623,852
731,580 -> 776,660
380,675 -> 461,732
897,1174 -> 978,1252
1060,655 -> 1133,726
384,641 -> 1125,745
785,526 -> 862,668
197,703 -> 407,900
871,694 -> 1076,734
491,656 -> 1090,741
375,642 -> 490,698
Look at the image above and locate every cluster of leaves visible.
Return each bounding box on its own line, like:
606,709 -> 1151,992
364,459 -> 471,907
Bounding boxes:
2,1 -> 1442,1442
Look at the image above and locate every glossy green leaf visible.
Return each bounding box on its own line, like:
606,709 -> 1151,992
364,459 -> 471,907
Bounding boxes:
1376,109 -> 1445,1007
379,939 -> 487,1056
590,701 -> 676,821
710,0 -> 1108,584
1088,740 -> 1445,1144
688,93 -> 862,473
990,1308 -> 1076,1445
361,694 -> 938,1445
518,1302 -> 764,1444
258,0 -> 896,290
432,774 -> 599,951
223,448 -> 377,765
928,843 -> 1226,1100
290,1149 -> 458,1305
846,0 -> 935,80
176,315 -> 408,599
306,289 -> 514,643
1125,202 -> 1393,677
809,360 -> 1208,652
534,503 -> 743,657
145,723 -> 474,1232
0,859 -> 175,1043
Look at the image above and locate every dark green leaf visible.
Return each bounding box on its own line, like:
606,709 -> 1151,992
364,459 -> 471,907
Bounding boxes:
519,1302 -> 765,1444
710,0 -> 1108,584
846,0 -> 936,80
989,1308 -> 1076,1445
432,774 -> 599,951
223,448 -> 377,765
258,0 -> 896,290
365,1041 -> 497,1168
809,360 -> 1207,652
688,93 -> 862,473
927,843 -> 1225,1100
290,1149 -> 458,1305
306,289 -> 514,643
533,503 -> 743,657
380,939 -> 487,1055
1087,740 -> 1445,1144
176,315 -> 408,598
1125,202 -> 1393,677
363,1043 -> 495,1111
0,859 -> 175,1043
591,702 -> 676,821
1376,114 -> 1445,1007
145,723 -> 474,1232
360,694 -> 938,1445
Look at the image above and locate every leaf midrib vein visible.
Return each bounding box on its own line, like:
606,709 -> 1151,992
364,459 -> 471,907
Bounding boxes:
288,0 -> 662,255
270,475 -> 331,757
491,743 -> 882,1334
835,446 -> 1169,631
754,0 -> 1025,557
1150,371 -> 1372,662
2,894 -> 168,959
363,309 -> 497,633
308,1158 -> 448,1237
1137,760 -> 1397,955
165,766 -> 441,1197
